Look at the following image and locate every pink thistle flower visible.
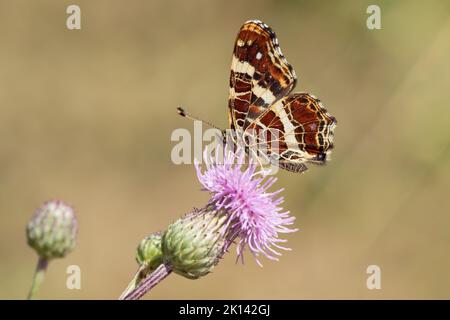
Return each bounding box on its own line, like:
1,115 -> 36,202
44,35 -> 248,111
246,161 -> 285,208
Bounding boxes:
195,148 -> 298,266
121,148 -> 300,300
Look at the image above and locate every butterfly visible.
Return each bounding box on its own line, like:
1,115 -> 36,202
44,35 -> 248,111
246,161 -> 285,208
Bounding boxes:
226,20 -> 337,173
179,20 -> 336,173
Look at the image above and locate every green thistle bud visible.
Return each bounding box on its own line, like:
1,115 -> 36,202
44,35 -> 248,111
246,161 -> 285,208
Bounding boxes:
26,200 -> 78,260
162,208 -> 229,279
136,232 -> 163,273
119,232 -> 164,299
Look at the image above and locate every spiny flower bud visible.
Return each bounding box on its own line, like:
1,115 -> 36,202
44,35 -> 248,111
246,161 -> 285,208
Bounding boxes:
136,232 -> 163,273
162,207 -> 230,279
26,200 -> 78,259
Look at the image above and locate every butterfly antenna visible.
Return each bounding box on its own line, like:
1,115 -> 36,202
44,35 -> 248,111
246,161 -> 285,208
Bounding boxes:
176,107 -> 222,131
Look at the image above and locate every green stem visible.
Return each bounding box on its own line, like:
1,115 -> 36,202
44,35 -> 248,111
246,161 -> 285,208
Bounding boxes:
27,257 -> 48,300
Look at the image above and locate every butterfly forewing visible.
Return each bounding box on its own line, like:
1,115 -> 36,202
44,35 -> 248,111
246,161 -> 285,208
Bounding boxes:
229,20 -> 297,131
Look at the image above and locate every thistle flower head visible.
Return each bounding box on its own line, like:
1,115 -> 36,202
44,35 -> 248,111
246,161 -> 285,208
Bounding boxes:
120,148 -> 300,299
195,148 -> 298,266
26,200 -> 78,259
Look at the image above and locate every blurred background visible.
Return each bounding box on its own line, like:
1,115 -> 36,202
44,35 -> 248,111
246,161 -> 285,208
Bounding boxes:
1,0 -> 450,299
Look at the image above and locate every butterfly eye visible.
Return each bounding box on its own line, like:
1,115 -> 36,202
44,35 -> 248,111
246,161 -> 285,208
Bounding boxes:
316,153 -> 327,162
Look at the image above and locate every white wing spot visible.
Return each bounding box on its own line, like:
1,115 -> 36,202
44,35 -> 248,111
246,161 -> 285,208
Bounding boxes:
256,52 -> 262,60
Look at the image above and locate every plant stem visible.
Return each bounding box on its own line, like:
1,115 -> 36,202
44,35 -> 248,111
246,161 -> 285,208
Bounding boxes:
120,263 -> 172,300
118,265 -> 147,300
27,257 -> 48,300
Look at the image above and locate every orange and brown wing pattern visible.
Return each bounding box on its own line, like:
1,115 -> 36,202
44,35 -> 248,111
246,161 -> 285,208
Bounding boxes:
245,93 -> 337,172
228,20 -> 297,131
228,20 -> 336,173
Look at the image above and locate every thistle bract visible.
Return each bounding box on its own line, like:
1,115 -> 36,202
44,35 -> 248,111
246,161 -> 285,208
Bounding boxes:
26,200 -> 78,259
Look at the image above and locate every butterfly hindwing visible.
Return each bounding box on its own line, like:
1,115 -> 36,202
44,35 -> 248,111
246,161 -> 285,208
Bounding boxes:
245,93 -> 336,169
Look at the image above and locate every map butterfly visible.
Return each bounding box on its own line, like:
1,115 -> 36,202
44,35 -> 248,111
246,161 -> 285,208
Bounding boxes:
179,20 -> 336,173
228,20 -> 336,173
